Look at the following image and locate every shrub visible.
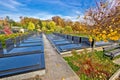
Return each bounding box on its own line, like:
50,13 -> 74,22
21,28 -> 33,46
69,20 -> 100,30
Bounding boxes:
0,33 -> 28,48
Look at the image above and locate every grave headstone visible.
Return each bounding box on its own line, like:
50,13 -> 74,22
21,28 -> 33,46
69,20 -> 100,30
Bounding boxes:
15,37 -> 20,47
0,42 -> 3,56
73,36 -> 81,44
67,35 -> 73,42
81,37 -> 91,46
63,34 -> 67,39
5,38 -> 14,52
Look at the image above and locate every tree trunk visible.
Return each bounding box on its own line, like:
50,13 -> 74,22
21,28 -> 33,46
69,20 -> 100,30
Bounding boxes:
91,39 -> 95,51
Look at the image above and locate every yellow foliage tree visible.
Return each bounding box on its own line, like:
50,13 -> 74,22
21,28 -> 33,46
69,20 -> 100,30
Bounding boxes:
27,22 -> 35,31
84,0 -> 120,49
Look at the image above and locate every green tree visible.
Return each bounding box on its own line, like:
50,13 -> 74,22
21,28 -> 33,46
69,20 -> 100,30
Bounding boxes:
27,22 -> 35,31
42,26 -> 46,32
42,21 -> 47,28
64,26 -> 73,34
38,20 -> 42,29
47,21 -> 56,31
55,26 -> 61,32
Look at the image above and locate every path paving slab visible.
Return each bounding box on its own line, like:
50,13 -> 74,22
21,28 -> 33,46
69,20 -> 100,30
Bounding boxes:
113,58 -> 120,65
109,68 -> 120,80
108,58 -> 120,80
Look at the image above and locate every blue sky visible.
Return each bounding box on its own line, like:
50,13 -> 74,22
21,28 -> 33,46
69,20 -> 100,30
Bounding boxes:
0,0 -> 97,21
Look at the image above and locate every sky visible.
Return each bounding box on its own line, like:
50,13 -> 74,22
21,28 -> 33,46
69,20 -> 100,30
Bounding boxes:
0,0 -> 97,21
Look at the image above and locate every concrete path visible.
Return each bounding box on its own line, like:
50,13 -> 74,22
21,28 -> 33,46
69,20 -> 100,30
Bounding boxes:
40,34 -> 80,80
113,58 -> 120,65
109,58 -> 120,80
109,68 -> 120,80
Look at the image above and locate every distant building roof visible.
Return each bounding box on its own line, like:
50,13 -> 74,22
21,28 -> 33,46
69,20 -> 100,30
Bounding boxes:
11,26 -> 21,29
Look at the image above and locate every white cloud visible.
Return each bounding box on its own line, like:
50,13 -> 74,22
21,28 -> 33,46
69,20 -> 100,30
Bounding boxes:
75,11 -> 81,14
39,0 -> 81,9
0,12 -> 55,22
10,0 -> 23,6
40,0 -> 62,4
0,2 -> 15,9
66,0 -> 82,7
0,13 -> 22,21
35,12 -> 80,21
0,0 -> 24,10
0,11 -> 82,22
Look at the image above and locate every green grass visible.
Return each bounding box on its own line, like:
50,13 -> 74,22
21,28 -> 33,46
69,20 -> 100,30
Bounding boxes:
45,31 -> 53,34
64,50 -> 120,80
71,33 -> 89,37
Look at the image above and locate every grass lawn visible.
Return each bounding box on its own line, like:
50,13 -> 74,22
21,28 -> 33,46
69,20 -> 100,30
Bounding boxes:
64,50 -> 120,80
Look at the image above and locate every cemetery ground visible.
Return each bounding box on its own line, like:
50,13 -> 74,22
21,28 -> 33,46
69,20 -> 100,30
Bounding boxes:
0,0 -> 120,79
0,33 -> 120,80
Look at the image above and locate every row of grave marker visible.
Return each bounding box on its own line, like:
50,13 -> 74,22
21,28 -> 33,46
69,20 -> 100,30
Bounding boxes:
0,32 -> 37,56
53,33 -> 94,47
0,32 -> 45,77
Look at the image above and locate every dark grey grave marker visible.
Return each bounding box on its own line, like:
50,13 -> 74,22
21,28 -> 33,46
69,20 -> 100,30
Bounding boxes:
81,37 -> 91,46
15,37 -> 20,47
73,36 -> 81,44
5,38 -> 14,52
67,35 -> 73,42
0,42 -> 3,56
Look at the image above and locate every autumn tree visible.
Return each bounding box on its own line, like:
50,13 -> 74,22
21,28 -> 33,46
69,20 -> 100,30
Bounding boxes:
63,26 -> 73,34
20,17 -> 42,29
54,26 -> 63,33
52,16 -> 65,27
41,21 -> 47,32
47,21 -> 56,32
84,0 -> 120,48
64,19 -> 73,27
27,22 -> 35,31
72,21 -> 81,33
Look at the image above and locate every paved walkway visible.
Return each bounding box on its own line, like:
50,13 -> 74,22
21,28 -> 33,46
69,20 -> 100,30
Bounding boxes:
113,58 -> 120,65
109,58 -> 120,80
40,34 -> 80,80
